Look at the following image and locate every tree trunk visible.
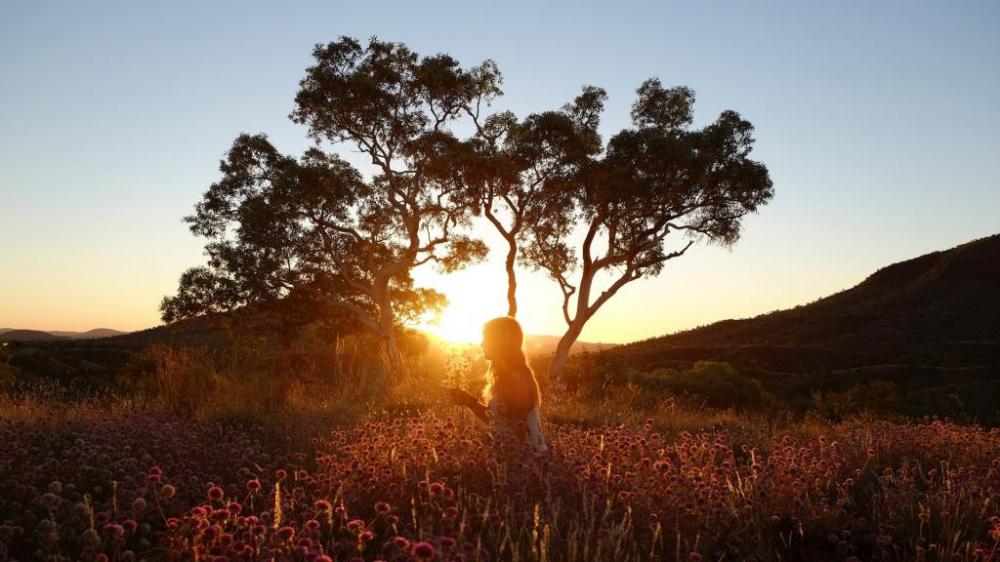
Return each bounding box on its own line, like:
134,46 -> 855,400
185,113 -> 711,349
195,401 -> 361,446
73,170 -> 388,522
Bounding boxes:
375,282 -> 404,374
381,327 -> 403,370
504,242 -> 517,317
548,322 -> 584,382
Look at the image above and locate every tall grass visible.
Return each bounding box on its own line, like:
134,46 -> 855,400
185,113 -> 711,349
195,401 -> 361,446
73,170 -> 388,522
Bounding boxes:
117,331 -> 411,424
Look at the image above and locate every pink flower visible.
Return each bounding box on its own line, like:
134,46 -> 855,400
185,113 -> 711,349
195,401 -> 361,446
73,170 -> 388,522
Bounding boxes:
207,485 -> 224,501
276,526 -> 295,541
412,541 -> 436,560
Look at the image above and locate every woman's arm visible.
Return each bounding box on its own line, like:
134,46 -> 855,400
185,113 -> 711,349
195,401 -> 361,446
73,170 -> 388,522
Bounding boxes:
446,387 -> 490,423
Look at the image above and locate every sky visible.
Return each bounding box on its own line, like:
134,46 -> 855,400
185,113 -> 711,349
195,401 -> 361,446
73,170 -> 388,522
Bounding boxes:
1,1 -> 998,343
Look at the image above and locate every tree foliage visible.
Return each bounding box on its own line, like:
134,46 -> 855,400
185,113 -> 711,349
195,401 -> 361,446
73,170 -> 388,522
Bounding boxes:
506,80 -> 774,379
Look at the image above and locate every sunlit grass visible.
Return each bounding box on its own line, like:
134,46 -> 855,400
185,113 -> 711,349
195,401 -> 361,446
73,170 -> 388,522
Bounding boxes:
3,344 -> 1000,561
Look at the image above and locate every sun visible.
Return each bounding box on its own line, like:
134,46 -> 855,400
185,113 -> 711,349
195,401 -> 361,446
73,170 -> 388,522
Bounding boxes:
418,306 -> 486,344
412,261 -> 510,344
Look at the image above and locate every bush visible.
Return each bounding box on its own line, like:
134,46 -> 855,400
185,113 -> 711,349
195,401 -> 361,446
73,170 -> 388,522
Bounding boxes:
629,361 -> 765,408
812,380 -> 904,421
0,342 -> 15,389
563,350 -> 633,397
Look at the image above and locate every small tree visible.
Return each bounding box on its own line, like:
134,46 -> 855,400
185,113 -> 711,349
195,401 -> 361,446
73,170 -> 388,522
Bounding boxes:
164,37 -> 500,366
519,80 -> 774,380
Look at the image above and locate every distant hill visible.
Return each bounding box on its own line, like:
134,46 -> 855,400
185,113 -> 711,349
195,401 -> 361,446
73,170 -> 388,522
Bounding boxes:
523,334 -> 617,355
51,328 -> 127,339
1,330 -> 69,342
0,328 -> 125,342
422,333 -> 616,356
602,233 -> 1000,416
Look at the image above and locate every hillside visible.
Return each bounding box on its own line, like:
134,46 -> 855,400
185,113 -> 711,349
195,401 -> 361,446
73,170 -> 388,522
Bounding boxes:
604,233 -> 1000,415
5,234 -> 998,416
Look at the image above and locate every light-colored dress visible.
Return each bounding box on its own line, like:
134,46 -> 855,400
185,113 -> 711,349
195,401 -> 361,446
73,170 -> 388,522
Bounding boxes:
488,398 -> 548,454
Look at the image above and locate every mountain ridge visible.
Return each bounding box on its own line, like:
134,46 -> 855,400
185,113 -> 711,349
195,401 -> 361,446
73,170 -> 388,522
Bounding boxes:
0,328 -> 126,342
594,233 -> 1000,416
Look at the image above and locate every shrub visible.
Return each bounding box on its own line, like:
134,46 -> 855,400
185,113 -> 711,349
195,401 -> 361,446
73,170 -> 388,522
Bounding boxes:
630,361 -> 765,408
0,342 -> 15,389
812,380 -> 904,421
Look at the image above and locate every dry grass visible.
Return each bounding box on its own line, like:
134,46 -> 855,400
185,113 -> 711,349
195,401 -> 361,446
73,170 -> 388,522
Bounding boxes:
2,343 -> 1000,561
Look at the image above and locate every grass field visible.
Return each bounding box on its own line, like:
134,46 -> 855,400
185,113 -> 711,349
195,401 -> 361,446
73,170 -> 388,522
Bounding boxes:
2,348 -> 1000,562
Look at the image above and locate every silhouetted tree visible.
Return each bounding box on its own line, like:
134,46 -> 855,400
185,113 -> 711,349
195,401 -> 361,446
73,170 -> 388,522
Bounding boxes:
515,80 -> 774,380
163,37 -> 499,366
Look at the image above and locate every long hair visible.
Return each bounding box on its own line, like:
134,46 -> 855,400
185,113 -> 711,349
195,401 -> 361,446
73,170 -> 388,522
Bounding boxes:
482,316 -> 541,413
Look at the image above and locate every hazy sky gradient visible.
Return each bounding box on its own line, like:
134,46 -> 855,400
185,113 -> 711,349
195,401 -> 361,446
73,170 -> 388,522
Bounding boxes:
2,1 -> 998,342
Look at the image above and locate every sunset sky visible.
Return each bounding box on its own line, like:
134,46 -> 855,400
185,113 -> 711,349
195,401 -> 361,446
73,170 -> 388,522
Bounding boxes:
1,1 -> 998,343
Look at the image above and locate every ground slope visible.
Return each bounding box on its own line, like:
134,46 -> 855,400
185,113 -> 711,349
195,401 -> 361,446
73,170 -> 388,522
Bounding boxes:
605,233 -> 1000,414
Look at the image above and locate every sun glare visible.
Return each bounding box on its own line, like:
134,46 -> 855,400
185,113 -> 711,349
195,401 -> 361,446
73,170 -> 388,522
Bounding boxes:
419,307 -> 486,344
413,261 -> 513,344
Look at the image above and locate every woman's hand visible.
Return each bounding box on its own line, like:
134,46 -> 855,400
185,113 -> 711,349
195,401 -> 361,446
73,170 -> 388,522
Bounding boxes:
446,387 -> 477,408
446,387 -> 490,423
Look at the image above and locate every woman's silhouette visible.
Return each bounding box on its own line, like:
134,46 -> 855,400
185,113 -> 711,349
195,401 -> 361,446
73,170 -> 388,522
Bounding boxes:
448,316 -> 547,454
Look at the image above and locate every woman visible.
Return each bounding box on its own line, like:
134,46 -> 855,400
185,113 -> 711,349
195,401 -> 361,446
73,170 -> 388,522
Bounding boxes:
447,316 -> 547,454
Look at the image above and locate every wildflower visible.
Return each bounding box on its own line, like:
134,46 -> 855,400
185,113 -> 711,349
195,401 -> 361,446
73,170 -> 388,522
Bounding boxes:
276,526 -> 295,541
375,501 -> 392,514
160,484 -> 176,498
102,523 -> 125,538
412,541 -> 436,560
246,479 -> 261,492
207,485 -> 224,501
